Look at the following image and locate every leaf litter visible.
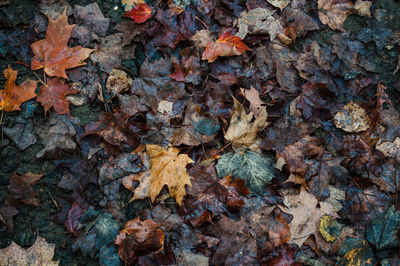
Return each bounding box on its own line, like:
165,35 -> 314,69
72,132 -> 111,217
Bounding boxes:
0,0 -> 400,265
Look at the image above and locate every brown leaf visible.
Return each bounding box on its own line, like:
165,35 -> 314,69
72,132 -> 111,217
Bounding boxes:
318,0 -> 353,31
202,32 -> 250,63
0,66 -> 38,112
224,97 -> 268,153
115,218 -> 165,265
0,236 -> 58,266
0,203 -> 18,232
334,102 -> 371,133
8,172 -> 45,206
279,188 -> 338,247
123,145 -> 193,205
31,9 -> 95,79
38,78 -> 78,115
240,86 -> 266,117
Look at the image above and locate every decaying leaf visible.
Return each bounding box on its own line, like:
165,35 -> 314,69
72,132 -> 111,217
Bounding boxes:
125,3 -> 152,23
38,78 -> 78,115
31,9 -> 95,79
240,87 -> 266,117
202,32 -> 250,63
376,137 -> 400,161
216,151 -> 275,194
334,102 -> 371,133
7,172 -> 45,206
266,0 -> 290,11
0,66 -> 38,112
105,69 -> 133,98
0,236 -> 58,266
224,97 -> 268,152
115,218 -> 164,265
235,8 -> 283,40
279,188 -> 338,247
123,145 -> 194,205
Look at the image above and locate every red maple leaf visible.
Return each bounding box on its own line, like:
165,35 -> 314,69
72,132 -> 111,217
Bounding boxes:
125,3 -> 152,23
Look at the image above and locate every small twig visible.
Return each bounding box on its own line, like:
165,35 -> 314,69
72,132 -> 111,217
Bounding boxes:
32,71 -> 46,86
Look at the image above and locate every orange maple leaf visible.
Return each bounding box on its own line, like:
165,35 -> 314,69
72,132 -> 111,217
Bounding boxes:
202,32 -> 250,63
125,3 -> 152,23
123,145 -> 194,205
0,66 -> 38,112
38,78 -> 78,115
31,9 -> 95,79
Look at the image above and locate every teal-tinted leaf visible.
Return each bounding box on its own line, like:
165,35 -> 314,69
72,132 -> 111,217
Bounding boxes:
337,239 -> 374,266
94,212 -> 121,249
366,205 -> 400,249
195,118 -> 220,136
99,244 -> 121,266
215,151 -> 274,194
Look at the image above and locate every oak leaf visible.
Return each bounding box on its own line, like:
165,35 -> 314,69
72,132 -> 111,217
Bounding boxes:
0,236 -> 58,266
125,3 -> 152,23
123,145 -> 194,205
31,9 -> 95,79
202,32 -> 250,63
279,188 -> 338,247
224,97 -> 268,152
0,66 -> 38,112
38,78 -> 78,115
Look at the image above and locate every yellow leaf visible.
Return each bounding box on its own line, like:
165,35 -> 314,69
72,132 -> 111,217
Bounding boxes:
123,145 -> 193,205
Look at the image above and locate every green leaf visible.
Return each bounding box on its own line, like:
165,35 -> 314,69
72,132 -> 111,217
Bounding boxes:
215,151 -> 274,194
366,205 -> 400,249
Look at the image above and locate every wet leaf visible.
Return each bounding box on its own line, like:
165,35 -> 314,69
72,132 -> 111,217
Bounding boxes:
0,66 -> 38,112
334,102 -> 371,133
38,78 -> 78,115
318,0 -> 354,31
123,145 -> 194,205
319,215 -> 343,242
125,3 -> 152,23
8,172 -> 45,206
216,151 -> 275,194
30,10 -> 95,79
202,32 -> 250,63
0,236 -> 58,266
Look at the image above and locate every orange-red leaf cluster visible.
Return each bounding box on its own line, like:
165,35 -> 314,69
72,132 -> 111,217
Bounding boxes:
125,3 -> 152,23
202,32 -> 250,62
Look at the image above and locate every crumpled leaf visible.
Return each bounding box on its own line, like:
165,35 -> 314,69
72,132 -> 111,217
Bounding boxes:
202,32 -> 250,63
216,151 -> 275,194
334,102 -> 371,133
115,218 -> 164,265
235,8 -> 283,40
0,236 -> 58,266
125,3 -> 152,23
8,172 -> 45,206
30,9 -> 95,79
366,205 -> 400,249
123,145 -> 194,205
376,137 -> 400,161
266,0 -> 289,11
0,66 -> 38,112
224,97 -> 268,152
240,87 -> 265,117
38,78 -> 78,115
105,69 -> 133,98
279,188 -> 338,247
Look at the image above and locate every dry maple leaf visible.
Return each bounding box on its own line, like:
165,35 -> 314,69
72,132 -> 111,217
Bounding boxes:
31,9 -> 95,79
7,172 -> 45,206
0,236 -> 58,266
0,66 -> 38,112
123,145 -> 194,205
125,3 -> 152,23
279,188 -> 338,247
38,78 -> 78,115
202,32 -> 250,63
224,97 -> 268,153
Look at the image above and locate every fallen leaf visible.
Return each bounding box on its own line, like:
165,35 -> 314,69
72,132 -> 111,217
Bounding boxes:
216,151 -> 275,194
334,102 -> 371,132
0,236 -> 58,266
105,69 -> 133,98
318,0 -> 353,31
3,117 -> 37,151
240,87 -> 266,117
30,9 -> 95,79
8,172 -> 45,206
0,203 -> 18,232
266,0 -> 289,10
376,137 -> 400,161
235,8 -> 283,40
279,188 -> 338,247
190,29 -> 213,49
123,145 -> 194,205
38,78 -> 78,115
125,3 -> 152,23
0,66 -> 38,112
122,0 -> 145,11
115,218 -> 164,265
354,0 -> 372,17
202,32 -> 250,63
224,97 -> 268,152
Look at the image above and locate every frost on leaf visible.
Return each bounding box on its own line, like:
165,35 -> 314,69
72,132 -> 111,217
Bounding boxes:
0,236 -> 58,266
215,151 -> 275,194
0,66 -> 38,112
30,9 -> 95,79
123,145 -> 194,205
334,102 -> 370,132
